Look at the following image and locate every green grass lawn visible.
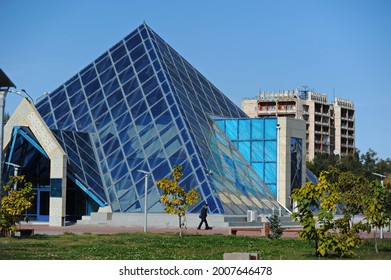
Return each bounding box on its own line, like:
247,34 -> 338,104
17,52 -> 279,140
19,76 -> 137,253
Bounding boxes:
1,232 -> 390,260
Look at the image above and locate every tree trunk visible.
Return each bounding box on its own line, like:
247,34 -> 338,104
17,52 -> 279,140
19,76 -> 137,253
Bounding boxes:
178,214 -> 182,237
374,229 -> 378,254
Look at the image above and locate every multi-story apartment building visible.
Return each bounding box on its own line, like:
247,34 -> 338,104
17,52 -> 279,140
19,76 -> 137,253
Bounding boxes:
242,88 -> 355,162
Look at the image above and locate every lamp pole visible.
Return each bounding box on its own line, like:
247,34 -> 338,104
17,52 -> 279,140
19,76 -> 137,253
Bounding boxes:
138,169 -> 150,233
372,172 -> 386,239
0,69 -> 16,211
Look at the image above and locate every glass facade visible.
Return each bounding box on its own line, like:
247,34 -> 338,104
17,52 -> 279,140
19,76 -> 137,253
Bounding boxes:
215,118 -> 278,196
15,23 -> 281,215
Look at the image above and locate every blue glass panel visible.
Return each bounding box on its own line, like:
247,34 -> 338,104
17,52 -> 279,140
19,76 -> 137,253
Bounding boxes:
142,76 -> 158,94
130,44 -> 146,62
125,32 -> 142,51
69,90 -> 85,108
107,89 -> 124,108
51,89 -> 67,108
264,163 -> 277,183
145,87 -> 163,107
251,119 -> 264,139
81,66 -> 97,85
77,113 -> 92,130
138,65 -> 154,84
265,141 -> 277,162
152,160 -> 170,182
238,142 -> 251,162
225,119 -> 238,139
111,43 -> 126,62
95,112 -> 111,130
238,119 -> 251,140
150,101 -> 168,119
90,101 -> 108,120
96,53 -> 111,74
66,79 -> 82,94
135,54 -> 150,73
73,101 -> 88,120
252,163 -> 264,180
112,102 -> 128,120
251,141 -> 264,161
115,55 -> 131,73
103,78 -> 120,96
122,76 -> 139,96
130,100 -> 147,119
84,78 -> 100,95
265,118 -> 277,139
99,67 -> 116,85
134,111 -> 152,126
87,89 -> 104,108
118,66 -> 135,85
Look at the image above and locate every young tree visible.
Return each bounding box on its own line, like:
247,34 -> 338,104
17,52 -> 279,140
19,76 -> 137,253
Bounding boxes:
1,175 -> 35,237
362,180 -> 391,253
156,165 -> 200,236
266,212 -> 283,240
291,169 -> 369,257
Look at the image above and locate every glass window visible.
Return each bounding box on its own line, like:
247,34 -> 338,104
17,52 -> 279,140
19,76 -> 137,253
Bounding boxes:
99,67 -> 116,85
84,78 -> 100,95
130,44 -> 146,62
225,120 -> 238,139
112,101 -> 128,120
96,53 -> 111,74
142,76 -> 158,94
137,65 -> 154,84
150,101 -> 168,119
118,66 -> 135,85
251,119 -> 264,139
125,32 -> 142,51
251,141 -> 264,162
238,141 -> 251,162
51,88 -> 67,108
90,100 -> 108,119
134,111 -> 152,127
69,90 -> 85,109
107,89 -> 124,108
81,66 -> 97,85
134,54 -> 150,73
103,78 -> 120,96
145,87 -> 163,107
122,76 -> 140,96
115,55 -> 131,73
252,163 -> 264,181
265,141 -> 277,162
66,79 -> 82,95
130,99 -> 147,119
238,119 -> 251,140
110,44 -> 127,62
87,89 -> 104,109
265,118 -> 277,139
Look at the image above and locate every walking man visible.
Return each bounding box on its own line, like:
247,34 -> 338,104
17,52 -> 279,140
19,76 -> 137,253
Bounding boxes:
197,203 -> 211,230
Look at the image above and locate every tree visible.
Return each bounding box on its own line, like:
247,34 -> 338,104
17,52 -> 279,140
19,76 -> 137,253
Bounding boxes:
155,165 -> 200,236
266,212 -> 283,240
1,175 -> 35,237
291,168 -> 369,257
362,180 -> 391,253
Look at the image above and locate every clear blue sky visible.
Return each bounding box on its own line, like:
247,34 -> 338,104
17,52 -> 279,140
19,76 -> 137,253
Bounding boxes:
1,0 -> 390,160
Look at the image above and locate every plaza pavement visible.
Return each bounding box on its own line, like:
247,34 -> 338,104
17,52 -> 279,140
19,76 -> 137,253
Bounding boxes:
18,223 -> 391,238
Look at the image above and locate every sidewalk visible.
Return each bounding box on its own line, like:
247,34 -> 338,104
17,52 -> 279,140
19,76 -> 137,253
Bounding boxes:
19,223 -> 391,238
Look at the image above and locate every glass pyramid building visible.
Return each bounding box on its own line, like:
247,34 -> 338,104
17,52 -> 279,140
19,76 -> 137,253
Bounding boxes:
26,22 -> 281,216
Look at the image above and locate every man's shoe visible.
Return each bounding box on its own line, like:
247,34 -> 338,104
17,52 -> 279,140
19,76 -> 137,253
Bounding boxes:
197,228 -> 201,230
206,227 -> 212,230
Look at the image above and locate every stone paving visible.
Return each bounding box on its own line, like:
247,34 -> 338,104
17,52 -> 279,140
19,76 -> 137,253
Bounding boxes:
18,223 -> 391,238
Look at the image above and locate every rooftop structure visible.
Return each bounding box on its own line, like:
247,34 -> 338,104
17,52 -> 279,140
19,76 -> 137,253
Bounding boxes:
242,88 -> 355,161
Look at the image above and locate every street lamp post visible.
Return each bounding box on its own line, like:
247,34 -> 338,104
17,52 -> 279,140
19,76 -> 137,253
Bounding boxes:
0,69 -> 16,211
372,172 -> 386,239
138,169 -> 150,233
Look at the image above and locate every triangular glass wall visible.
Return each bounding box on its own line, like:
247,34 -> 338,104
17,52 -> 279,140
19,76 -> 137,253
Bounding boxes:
34,23 -> 280,214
